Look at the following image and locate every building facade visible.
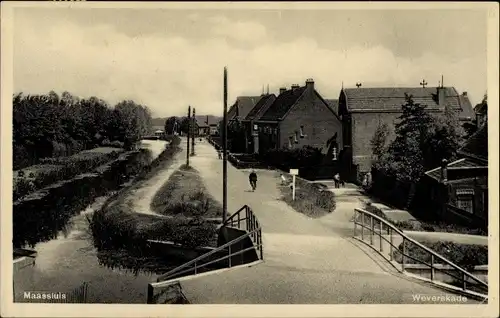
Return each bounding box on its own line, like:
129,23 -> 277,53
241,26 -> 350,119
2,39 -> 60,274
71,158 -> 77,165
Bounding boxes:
338,85 -> 475,182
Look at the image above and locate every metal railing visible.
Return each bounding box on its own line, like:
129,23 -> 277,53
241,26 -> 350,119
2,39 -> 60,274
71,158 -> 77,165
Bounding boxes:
155,205 -> 263,283
353,208 -> 488,297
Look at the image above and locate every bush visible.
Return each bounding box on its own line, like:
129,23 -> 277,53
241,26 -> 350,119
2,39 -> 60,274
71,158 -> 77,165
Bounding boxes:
280,177 -> 336,218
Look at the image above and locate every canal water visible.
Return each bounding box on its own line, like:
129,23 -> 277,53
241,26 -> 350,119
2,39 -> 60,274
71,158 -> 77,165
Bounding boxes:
14,140 -> 179,304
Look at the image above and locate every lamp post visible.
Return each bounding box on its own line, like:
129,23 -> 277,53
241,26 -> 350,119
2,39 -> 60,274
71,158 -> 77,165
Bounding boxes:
186,106 -> 191,166
222,67 -> 228,224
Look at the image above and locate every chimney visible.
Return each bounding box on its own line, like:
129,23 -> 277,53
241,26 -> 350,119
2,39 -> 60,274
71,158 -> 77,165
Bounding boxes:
291,84 -> 300,90
440,159 -> 448,182
279,87 -> 286,95
463,91 -> 467,96
437,86 -> 446,106
305,78 -> 314,91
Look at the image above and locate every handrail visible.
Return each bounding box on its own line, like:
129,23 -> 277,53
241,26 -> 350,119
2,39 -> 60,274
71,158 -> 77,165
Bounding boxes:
353,208 -> 488,292
157,226 -> 261,282
224,205 -> 248,227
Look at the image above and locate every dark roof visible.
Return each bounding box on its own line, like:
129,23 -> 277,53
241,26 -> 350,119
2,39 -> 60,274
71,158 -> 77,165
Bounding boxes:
458,123 -> 488,162
425,158 -> 487,181
342,87 -> 474,119
195,115 -> 220,127
259,87 -> 306,121
325,99 -> 339,115
227,96 -> 261,120
245,94 -> 276,120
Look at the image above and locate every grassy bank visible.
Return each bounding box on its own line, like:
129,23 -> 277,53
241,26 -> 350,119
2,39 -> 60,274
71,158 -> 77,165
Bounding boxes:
363,202 -> 487,236
14,147 -> 124,201
278,176 -> 336,218
151,164 -> 223,219
392,239 -> 488,270
89,136 -> 219,256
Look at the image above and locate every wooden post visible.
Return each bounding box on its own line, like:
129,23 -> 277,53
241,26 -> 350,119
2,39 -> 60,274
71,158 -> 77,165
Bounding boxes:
292,175 -> 296,201
222,67 -> 228,224
186,106 -> 191,166
191,108 -> 196,156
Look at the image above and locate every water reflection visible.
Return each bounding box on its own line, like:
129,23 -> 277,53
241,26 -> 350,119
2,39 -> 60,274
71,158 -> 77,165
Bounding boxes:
13,143 -> 188,303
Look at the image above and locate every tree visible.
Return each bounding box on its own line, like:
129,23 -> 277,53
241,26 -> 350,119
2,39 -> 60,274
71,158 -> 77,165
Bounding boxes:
370,122 -> 390,165
180,117 -> 191,135
164,116 -> 179,135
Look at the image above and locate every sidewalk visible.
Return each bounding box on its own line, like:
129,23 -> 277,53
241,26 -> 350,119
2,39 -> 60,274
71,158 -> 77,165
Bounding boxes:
178,142 -> 460,304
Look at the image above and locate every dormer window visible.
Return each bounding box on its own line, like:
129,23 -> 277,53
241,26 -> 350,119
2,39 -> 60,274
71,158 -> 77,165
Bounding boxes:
300,125 -> 305,138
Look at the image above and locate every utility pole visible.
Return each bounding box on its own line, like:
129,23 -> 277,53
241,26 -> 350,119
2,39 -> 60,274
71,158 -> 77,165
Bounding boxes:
186,106 -> 191,166
191,108 -> 196,156
222,67 -> 228,224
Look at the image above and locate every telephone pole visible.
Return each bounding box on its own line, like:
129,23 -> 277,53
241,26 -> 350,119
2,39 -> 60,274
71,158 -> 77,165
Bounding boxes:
222,67 -> 228,224
191,108 -> 196,156
186,106 -> 191,166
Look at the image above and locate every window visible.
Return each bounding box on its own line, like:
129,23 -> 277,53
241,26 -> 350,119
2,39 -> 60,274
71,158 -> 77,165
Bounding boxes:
294,131 -> 299,143
456,189 -> 474,214
332,146 -> 338,161
300,125 -> 305,138
288,136 -> 293,148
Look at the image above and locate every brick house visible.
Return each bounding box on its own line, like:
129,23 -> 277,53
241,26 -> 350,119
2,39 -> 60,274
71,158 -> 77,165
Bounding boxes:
250,79 -> 342,157
338,86 -> 475,182
227,96 -> 261,122
196,115 -> 220,136
422,123 -> 488,229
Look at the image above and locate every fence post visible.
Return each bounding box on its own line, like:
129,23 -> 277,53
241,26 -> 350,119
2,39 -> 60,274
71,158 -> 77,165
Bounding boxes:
238,212 -> 241,228
462,272 -> 467,290
389,228 -> 393,261
370,216 -> 374,245
379,220 -> 383,252
361,213 -> 364,240
147,284 -> 154,304
430,255 -> 434,281
401,237 -> 406,272
259,229 -> 264,260
353,210 -> 357,236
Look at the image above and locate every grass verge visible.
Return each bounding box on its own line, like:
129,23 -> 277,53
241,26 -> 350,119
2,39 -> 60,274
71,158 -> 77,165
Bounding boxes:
151,164 -> 223,219
278,176 -> 336,218
392,239 -> 488,269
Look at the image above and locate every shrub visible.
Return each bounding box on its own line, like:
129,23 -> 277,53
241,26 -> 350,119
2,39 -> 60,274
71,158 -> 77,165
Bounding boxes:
393,239 -> 488,269
280,177 -> 336,218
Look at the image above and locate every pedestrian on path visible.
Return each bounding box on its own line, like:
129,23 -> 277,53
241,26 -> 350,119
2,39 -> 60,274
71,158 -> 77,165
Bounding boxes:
218,149 -> 222,159
334,173 -> 341,188
249,170 -> 258,191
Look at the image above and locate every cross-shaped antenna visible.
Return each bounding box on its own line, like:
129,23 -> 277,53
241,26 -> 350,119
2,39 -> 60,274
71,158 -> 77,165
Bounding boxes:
356,82 -> 362,88
420,79 -> 428,88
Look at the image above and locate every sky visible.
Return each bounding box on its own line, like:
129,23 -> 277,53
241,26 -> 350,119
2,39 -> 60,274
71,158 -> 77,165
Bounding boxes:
13,5 -> 488,118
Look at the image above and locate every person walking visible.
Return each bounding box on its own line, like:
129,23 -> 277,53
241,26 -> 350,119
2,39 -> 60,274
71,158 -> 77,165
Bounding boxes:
334,173 -> 340,188
217,149 -> 222,159
249,170 -> 258,191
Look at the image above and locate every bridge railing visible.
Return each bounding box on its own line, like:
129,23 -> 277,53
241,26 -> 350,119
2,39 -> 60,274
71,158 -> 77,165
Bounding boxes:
353,208 -> 488,298
150,205 -> 264,283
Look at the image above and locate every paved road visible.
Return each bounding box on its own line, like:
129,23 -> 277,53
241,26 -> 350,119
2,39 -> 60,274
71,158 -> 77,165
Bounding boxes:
179,141 -> 476,304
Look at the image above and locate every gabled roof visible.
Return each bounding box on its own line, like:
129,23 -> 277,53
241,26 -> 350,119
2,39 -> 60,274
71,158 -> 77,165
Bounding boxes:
342,87 -> 473,120
325,99 -> 339,115
245,94 -> 276,121
195,115 -> 220,127
425,158 -> 488,181
458,122 -> 488,163
259,87 -> 307,121
227,96 -> 261,120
